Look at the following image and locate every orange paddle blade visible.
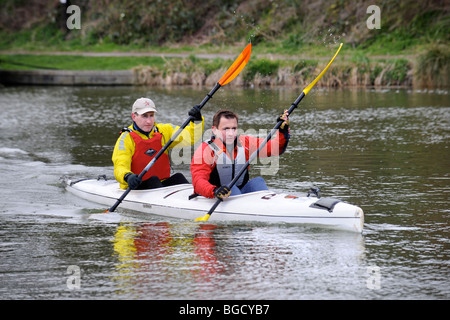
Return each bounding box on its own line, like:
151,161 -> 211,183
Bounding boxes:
218,43 -> 252,86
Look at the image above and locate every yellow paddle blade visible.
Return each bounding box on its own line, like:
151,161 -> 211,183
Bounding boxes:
195,214 -> 211,222
218,43 -> 252,86
303,43 -> 343,96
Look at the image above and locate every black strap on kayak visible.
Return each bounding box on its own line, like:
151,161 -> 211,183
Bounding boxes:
188,192 -> 200,200
309,198 -> 341,212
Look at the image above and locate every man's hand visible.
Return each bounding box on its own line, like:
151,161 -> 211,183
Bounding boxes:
214,185 -> 231,200
188,104 -> 202,122
277,109 -> 289,130
124,173 -> 142,190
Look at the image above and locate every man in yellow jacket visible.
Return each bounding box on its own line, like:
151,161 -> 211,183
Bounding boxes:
112,97 -> 204,190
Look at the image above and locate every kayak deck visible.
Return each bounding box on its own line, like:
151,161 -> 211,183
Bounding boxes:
64,178 -> 364,233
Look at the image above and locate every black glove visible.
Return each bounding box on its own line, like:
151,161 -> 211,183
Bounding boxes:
124,173 -> 142,190
214,185 -> 231,200
188,104 -> 202,122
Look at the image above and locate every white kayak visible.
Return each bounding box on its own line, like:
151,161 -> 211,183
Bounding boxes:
63,177 -> 364,233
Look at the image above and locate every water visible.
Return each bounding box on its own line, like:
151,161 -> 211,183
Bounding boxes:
0,85 -> 448,300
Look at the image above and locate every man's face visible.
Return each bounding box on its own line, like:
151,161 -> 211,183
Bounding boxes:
132,111 -> 155,132
213,116 -> 238,145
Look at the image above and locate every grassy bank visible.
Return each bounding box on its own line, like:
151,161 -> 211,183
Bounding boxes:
1,47 -> 448,88
0,54 -> 168,71
1,0 -> 448,88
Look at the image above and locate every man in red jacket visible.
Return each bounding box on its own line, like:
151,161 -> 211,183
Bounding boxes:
190,109 -> 290,200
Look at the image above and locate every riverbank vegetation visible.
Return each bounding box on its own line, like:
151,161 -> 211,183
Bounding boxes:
1,0 -> 448,88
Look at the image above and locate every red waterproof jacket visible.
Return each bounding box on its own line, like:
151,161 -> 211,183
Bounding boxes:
191,129 -> 289,198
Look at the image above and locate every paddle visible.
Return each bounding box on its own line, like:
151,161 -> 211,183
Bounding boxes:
105,43 -> 252,213
195,43 -> 343,222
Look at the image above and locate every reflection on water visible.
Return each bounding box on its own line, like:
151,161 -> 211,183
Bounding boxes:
108,220 -> 366,300
0,85 -> 448,299
111,222 -> 224,299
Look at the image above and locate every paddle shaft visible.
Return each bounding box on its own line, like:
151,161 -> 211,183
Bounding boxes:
107,83 -> 221,213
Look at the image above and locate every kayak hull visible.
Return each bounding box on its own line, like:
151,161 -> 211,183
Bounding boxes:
64,178 -> 364,233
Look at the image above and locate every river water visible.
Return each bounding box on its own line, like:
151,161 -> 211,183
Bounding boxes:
0,85 -> 448,301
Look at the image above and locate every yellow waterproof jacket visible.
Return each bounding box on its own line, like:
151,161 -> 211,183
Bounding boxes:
112,118 -> 204,189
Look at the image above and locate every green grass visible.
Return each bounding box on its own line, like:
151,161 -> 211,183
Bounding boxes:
244,59 -> 280,81
1,1 -> 447,88
415,44 -> 450,88
0,54 -> 167,70
0,24 -> 425,60
1,51 -> 443,88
